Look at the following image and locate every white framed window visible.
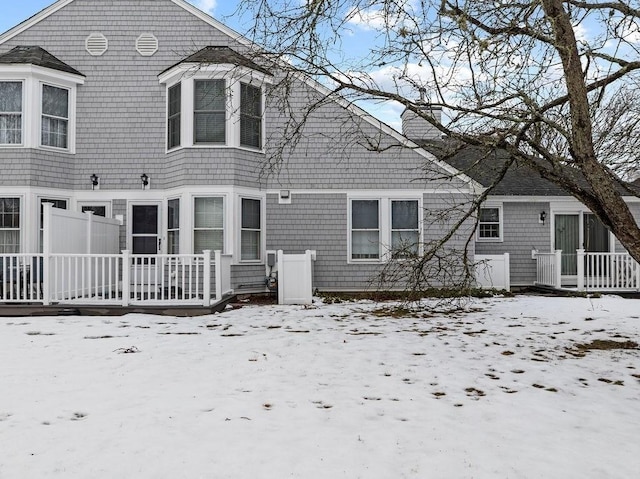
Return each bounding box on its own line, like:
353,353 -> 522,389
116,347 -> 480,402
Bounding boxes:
0,81 -> 22,145
391,200 -> 420,258
167,83 -> 181,149
41,84 -> 69,149
0,197 -> 20,253
240,197 -> 261,261
477,206 -> 503,242
349,196 -> 422,262
193,196 -> 224,253
167,198 -> 180,254
240,82 -> 262,149
194,79 -> 226,144
351,199 -> 380,260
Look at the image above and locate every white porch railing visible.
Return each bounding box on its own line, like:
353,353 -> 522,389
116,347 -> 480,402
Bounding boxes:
535,249 -> 640,291
0,249 -> 233,306
578,250 -> 640,291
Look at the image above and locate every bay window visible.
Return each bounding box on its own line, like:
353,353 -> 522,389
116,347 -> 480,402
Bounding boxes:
194,197 -> 223,253
0,82 -> 22,145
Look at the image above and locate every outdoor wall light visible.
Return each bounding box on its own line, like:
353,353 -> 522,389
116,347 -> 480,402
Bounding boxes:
90,173 -> 99,189
141,173 -> 149,189
539,211 -> 547,224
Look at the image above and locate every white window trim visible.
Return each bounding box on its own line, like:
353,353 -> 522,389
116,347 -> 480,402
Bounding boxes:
237,195 -> 265,263
477,204 -> 504,243
348,196 -> 423,263
160,64 -> 270,154
0,65 -> 82,153
40,82 -> 71,151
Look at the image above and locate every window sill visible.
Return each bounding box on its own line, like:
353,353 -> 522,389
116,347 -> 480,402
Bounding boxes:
166,144 -> 265,154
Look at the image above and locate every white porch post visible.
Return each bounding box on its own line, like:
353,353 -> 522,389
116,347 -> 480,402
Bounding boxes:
214,250 -> 221,301
121,250 -> 130,307
203,249 -> 211,306
576,249 -> 585,291
554,250 -> 562,289
42,203 -> 52,306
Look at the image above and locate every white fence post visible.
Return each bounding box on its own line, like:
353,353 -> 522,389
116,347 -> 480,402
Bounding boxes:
203,250 -> 211,306
42,203 -> 53,306
121,250 -> 130,307
554,250 -> 562,289
576,249 -> 585,291
214,250 -> 221,301
277,249 -> 284,305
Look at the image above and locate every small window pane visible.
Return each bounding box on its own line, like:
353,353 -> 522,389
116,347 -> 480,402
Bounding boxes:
241,198 -> 260,229
480,208 -> 499,223
42,85 -> 69,118
194,230 -> 223,252
392,231 -> 419,255
392,201 -> 418,229
352,200 -> 378,229
81,205 -> 106,217
352,231 -> 379,259
241,230 -> 260,260
194,112 -> 225,143
0,198 -> 20,228
0,82 -> 22,113
131,205 -> 158,235
194,197 -> 223,229
168,199 -> 180,230
195,80 -> 225,110
479,224 -> 500,238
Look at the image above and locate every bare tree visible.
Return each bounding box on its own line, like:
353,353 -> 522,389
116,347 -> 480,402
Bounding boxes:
236,0 -> 640,266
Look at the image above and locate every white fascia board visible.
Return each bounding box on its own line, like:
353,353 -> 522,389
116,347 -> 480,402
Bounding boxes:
0,64 -> 85,85
159,63 -> 272,85
0,0 -> 76,45
264,188 -> 474,196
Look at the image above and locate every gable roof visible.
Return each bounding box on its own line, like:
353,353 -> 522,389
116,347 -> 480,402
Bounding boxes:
0,45 -> 84,76
161,46 -> 273,76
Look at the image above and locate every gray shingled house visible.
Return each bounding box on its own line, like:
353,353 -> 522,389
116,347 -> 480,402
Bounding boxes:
0,0 -> 638,307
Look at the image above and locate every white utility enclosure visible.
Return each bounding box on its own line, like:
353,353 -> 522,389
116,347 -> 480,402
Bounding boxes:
475,253 -> 511,291
277,250 -> 316,305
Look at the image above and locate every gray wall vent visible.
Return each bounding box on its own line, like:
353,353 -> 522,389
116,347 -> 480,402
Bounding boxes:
136,33 -> 158,56
85,33 -> 108,56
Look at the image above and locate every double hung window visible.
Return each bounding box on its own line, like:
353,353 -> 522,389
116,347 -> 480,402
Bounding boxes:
0,82 -> 22,145
478,207 -> 502,241
391,200 -> 419,257
194,197 -> 223,253
167,83 -> 181,149
240,198 -> 261,261
167,198 -> 180,254
351,200 -> 380,260
0,198 -> 20,253
194,80 -> 226,144
240,83 -> 262,148
41,84 -> 69,149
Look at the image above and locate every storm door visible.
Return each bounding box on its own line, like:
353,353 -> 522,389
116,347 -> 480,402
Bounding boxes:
130,204 -> 161,296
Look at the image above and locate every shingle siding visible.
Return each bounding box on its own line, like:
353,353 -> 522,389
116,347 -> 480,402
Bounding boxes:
476,202 -> 550,286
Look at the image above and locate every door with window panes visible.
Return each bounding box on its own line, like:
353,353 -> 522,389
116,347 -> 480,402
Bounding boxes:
130,204 -> 161,292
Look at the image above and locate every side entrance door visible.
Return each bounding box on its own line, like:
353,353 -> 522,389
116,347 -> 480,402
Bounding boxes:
130,203 -> 161,296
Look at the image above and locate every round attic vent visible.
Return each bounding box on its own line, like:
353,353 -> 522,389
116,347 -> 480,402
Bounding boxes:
136,33 -> 158,56
85,33 -> 108,56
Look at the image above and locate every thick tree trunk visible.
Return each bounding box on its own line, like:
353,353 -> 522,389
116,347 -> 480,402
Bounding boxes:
541,0 -> 640,263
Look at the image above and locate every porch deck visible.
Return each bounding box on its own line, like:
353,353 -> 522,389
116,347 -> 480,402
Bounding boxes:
534,250 -> 640,293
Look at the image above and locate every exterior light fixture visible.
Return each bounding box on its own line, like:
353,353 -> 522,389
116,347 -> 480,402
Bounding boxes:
90,173 -> 99,189
539,211 -> 547,224
141,173 -> 149,189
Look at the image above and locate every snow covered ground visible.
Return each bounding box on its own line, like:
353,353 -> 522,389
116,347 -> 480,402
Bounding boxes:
1,294 -> 639,478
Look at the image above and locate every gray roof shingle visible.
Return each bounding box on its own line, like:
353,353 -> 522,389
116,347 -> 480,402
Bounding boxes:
161,46 -> 272,76
0,46 -> 84,77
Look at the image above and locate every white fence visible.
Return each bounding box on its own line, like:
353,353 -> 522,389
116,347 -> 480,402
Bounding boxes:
475,253 -> 510,291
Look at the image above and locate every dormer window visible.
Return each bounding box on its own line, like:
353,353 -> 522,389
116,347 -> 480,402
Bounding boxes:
0,81 -> 22,145
159,46 -> 272,152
